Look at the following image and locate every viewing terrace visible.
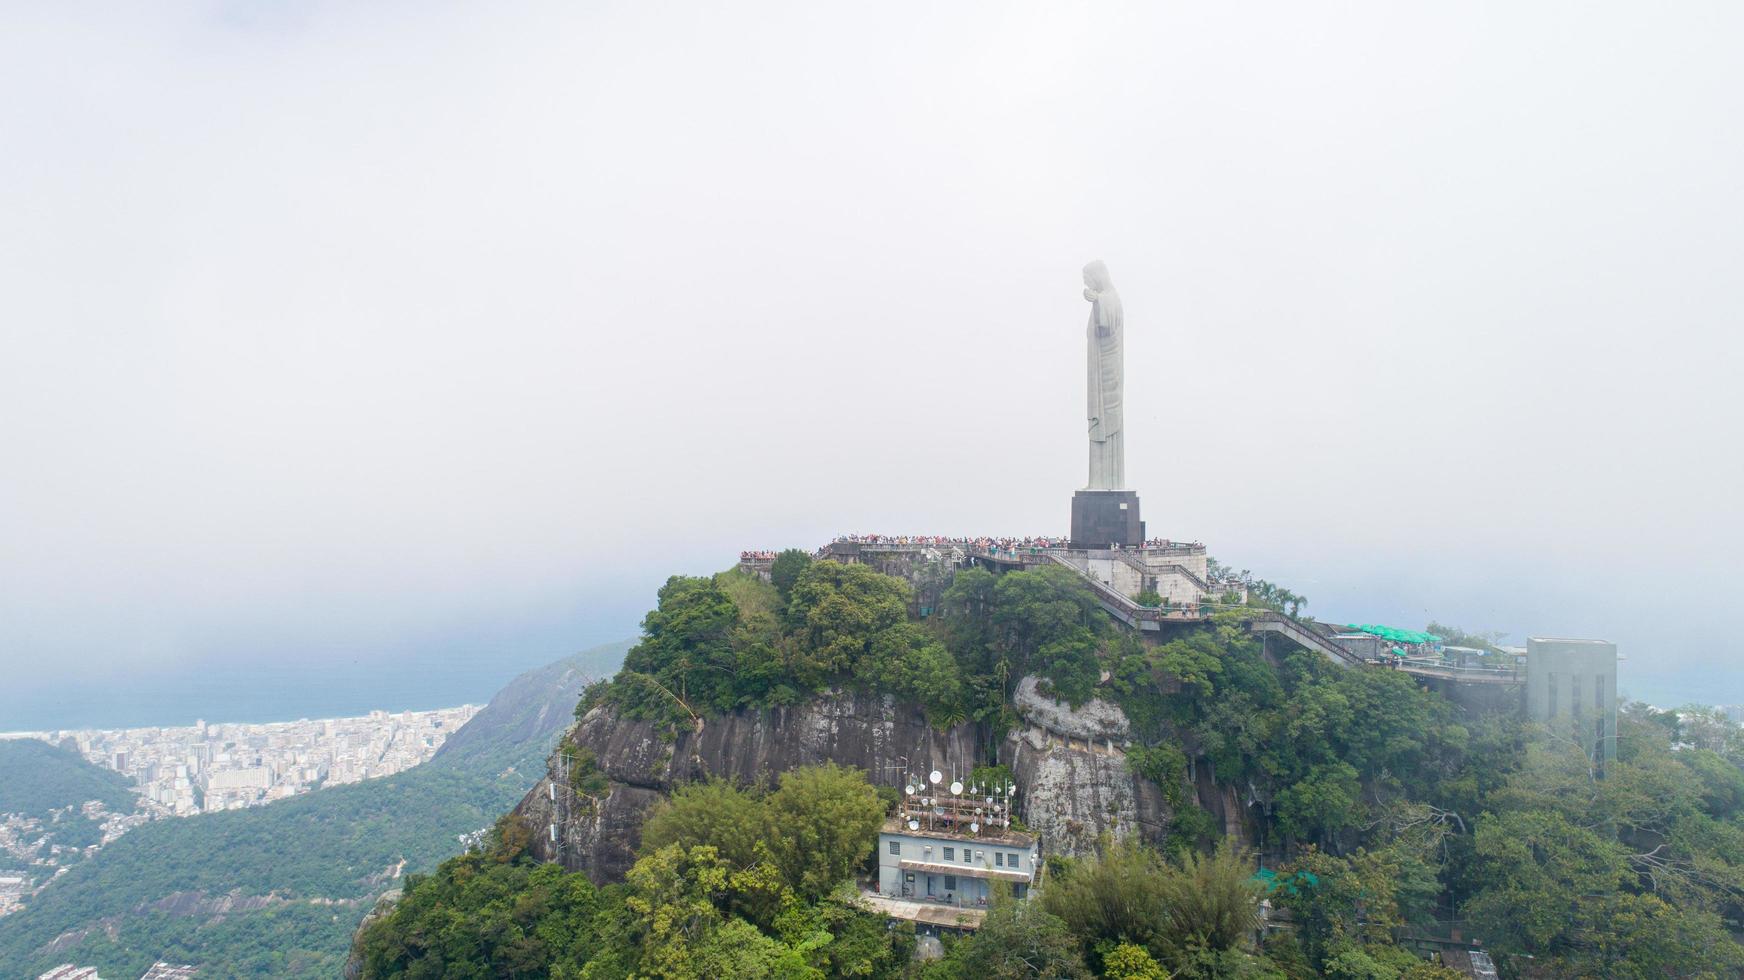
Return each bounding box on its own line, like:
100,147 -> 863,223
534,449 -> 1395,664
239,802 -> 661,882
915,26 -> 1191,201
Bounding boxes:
741,538 -> 1523,686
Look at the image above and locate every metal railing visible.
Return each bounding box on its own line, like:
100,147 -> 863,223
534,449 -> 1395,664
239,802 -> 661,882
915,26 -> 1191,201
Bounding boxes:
1246,612 -> 1367,666
1045,553 -> 1210,624
1391,657 -> 1522,683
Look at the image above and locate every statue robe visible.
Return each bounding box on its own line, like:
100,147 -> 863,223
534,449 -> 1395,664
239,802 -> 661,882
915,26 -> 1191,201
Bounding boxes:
1085,275 -> 1125,490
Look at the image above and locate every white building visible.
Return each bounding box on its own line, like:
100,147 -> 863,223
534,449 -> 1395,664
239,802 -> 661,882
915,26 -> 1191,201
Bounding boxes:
873,773 -> 1039,914
876,819 -> 1037,908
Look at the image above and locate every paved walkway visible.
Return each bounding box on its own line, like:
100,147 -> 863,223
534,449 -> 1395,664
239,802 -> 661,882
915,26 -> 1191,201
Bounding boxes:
857,892 -> 987,929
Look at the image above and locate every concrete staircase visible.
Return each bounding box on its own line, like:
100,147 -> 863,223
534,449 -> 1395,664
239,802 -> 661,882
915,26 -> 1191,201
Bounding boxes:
1244,612 -> 1365,667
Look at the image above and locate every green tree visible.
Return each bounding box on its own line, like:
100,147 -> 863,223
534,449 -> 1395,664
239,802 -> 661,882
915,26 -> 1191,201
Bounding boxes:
769,549 -> 813,601
1042,837 -> 1264,977
1155,631 -> 1225,704
1276,842 -> 1448,974
1465,807 -> 1633,951
786,562 -> 912,681
991,566 -> 1106,706
640,780 -> 770,871
764,763 -> 887,900
355,851 -> 601,978
854,623 -> 963,722
1103,943 -> 1169,980
693,917 -> 819,979
1041,837 -> 1173,962
1273,762 -> 1360,844
939,567 -> 998,667
1157,842 -> 1265,967
623,575 -> 743,713
623,843 -> 739,978
774,895 -> 912,979
953,891 -> 1089,979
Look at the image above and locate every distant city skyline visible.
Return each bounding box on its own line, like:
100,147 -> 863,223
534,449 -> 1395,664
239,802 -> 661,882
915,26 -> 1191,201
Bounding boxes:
0,703 -> 475,923
16,704 -> 478,814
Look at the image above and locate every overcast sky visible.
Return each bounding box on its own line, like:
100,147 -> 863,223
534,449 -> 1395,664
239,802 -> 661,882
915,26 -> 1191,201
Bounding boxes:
3,1 -> 1740,727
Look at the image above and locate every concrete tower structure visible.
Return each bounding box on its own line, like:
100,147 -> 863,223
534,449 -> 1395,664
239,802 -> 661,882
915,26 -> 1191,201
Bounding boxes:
1526,637 -> 1619,768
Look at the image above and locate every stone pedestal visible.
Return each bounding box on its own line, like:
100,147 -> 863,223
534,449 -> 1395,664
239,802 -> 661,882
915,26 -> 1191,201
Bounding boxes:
1070,490 -> 1143,550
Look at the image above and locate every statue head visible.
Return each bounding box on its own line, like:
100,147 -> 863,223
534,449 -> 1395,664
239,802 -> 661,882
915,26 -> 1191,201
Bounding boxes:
1082,260 -> 1113,293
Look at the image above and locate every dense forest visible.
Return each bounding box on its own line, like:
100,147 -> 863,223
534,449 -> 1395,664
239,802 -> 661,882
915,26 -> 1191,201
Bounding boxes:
0,737 -> 138,820
357,555 -> 1744,978
0,642 -> 629,979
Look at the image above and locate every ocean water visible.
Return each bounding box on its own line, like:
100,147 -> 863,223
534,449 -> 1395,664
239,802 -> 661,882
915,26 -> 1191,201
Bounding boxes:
0,641 -> 633,733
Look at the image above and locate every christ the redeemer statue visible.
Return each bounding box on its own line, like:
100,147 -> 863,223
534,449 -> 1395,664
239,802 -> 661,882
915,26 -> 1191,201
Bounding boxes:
1069,259 -> 1141,549
1083,259 -> 1124,490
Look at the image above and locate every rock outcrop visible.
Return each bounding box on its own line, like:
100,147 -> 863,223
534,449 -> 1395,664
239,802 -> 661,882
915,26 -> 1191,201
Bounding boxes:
516,690 -> 983,882
1006,680 -> 1167,854
515,679 -> 1181,882
1012,675 -> 1132,743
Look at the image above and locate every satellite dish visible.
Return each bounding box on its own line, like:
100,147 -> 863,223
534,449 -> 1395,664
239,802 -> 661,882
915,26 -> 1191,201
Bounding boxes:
950,781 -> 963,795
1007,783 -> 1016,794
929,770 -> 943,785
904,784 -> 915,796
970,822 -> 980,833
908,819 -> 920,830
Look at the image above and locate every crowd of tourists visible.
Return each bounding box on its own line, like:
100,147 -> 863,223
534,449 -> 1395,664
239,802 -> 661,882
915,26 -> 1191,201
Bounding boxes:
830,534 -> 1205,553
1142,538 -> 1205,550
742,536 -> 1208,565
830,533 -> 1067,552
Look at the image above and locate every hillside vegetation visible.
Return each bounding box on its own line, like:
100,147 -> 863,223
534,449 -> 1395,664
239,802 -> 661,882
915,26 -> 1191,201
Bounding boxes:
361,558 -> 1744,979
355,764 -> 916,979
0,737 -> 137,820
0,641 -> 629,978
589,555 -> 1102,735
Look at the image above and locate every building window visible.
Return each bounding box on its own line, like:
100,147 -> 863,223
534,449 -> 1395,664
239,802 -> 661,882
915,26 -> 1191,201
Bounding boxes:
1596,675 -> 1606,711
995,852 -> 1004,867
943,846 -> 954,861
1009,852 -> 1021,869
1548,672 -> 1558,716
888,841 -> 900,856
944,875 -> 957,890
1573,676 -> 1584,717
963,850 -> 972,864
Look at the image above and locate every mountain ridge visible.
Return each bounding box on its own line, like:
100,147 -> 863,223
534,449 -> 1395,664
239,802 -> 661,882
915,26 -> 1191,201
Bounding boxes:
0,640 -> 631,979
0,738 -> 137,821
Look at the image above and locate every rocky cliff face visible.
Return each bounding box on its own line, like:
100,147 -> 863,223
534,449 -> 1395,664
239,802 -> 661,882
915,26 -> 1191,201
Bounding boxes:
514,680 -> 1180,883
516,690 -> 982,882
1006,676 -> 1170,854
